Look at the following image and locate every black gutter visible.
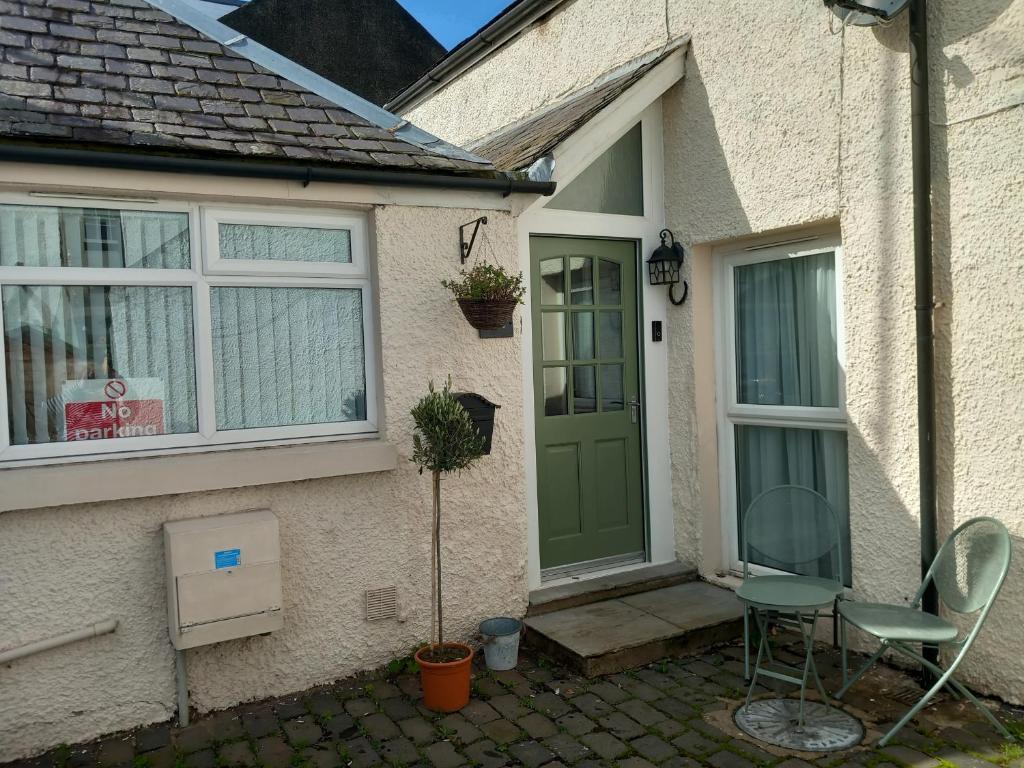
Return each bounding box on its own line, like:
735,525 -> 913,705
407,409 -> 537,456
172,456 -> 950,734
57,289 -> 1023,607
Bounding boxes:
386,0 -> 567,114
0,145 -> 557,197
909,0 -> 939,645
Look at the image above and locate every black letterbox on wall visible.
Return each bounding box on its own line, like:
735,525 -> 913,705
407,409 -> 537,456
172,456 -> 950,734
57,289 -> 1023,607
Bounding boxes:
455,393 -> 500,455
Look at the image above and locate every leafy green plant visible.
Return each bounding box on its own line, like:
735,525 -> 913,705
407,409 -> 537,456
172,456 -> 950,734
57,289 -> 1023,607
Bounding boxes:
411,377 -> 486,661
384,650 -> 420,678
442,263 -> 526,303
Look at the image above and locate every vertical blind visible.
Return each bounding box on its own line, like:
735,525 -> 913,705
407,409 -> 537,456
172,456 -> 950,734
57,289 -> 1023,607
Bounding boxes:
210,287 -> 366,430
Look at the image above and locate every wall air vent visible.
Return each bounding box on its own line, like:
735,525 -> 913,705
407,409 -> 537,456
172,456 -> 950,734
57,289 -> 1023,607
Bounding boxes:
365,586 -> 398,621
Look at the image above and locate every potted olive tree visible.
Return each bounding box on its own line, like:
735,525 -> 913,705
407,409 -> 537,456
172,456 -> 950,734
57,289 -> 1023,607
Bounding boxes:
442,262 -> 526,331
411,378 -> 486,712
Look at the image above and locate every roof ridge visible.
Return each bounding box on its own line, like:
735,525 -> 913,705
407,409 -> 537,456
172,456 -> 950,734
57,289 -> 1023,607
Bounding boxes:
144,0 -> 490,166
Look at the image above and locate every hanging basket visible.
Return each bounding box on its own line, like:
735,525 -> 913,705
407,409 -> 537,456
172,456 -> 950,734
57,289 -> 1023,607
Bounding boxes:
456,298 -> 517,331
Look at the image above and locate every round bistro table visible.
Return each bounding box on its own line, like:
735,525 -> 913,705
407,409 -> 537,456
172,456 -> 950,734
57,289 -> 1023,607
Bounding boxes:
734,576 -> 862,752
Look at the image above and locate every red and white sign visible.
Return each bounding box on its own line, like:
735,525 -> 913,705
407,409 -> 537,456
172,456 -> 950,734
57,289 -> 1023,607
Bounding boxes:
62,378 -> 166,441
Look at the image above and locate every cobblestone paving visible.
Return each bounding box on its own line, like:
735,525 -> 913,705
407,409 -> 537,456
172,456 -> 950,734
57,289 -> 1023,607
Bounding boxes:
5,640 -> 1023,768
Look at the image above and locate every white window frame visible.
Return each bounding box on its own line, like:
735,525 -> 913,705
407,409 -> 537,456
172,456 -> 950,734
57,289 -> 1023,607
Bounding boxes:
0,193 -> 378,465
713,233 -> 847,577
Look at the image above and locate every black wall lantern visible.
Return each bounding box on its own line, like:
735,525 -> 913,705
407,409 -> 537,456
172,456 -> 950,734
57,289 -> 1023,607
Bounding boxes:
648,229 -> 689,306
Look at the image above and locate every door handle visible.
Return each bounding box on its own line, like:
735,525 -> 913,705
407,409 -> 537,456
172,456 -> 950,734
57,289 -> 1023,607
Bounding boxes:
628,397 -> 640,424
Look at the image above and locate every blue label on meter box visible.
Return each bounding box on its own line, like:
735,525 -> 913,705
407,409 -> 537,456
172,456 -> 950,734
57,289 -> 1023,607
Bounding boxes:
215,548 -> 241,569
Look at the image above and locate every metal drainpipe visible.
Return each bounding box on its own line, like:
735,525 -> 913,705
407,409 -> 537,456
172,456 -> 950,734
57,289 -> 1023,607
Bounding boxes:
909,0 -> 939,654
0,619 -> 118,664
175,649 -> 190,727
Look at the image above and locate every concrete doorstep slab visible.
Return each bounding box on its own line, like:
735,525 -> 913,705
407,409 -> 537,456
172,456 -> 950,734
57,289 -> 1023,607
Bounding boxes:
524,581 -> 745,676
527,562 -> 697,616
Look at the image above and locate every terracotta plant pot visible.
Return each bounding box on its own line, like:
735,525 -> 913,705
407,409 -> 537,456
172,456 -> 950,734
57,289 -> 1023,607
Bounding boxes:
456,298 -> 517,331
415,643 -> 474,712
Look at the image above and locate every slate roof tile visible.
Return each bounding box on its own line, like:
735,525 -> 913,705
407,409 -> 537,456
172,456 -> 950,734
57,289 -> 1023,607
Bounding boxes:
469,44 -> 684,172
0,0 -> 493,174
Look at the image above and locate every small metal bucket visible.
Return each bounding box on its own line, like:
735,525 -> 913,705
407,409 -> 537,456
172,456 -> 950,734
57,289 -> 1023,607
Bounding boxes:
479,617 -> 522,671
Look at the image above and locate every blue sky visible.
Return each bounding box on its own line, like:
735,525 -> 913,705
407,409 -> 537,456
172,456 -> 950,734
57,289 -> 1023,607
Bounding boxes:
396,0 -> 515,49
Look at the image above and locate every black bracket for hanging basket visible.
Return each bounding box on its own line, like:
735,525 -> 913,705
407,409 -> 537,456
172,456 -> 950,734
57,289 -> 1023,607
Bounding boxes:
459,216 -> 487,264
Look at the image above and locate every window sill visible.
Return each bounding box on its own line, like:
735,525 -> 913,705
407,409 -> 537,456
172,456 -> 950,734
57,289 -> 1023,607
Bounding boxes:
0,438 -> 398,513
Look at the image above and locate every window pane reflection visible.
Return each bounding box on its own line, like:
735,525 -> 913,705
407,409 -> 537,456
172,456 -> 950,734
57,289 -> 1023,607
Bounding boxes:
539,258 -> 565,305
735,424 -> 850,584
573,366 -> 597,414
570,257 -> 594,305
599,311 -> 623,359
543,367 -> 568,416
542,312 -> 566,361
0,205 -> 190,269
598,259 -> 621,305
3,284 -> 197,445
734,251 -> 839,407
601,364 -> 624,411
572,312 -> 595,361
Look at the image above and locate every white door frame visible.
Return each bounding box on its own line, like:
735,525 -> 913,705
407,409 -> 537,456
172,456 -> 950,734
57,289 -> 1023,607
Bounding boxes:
711,231 -> 847,576
518,100 -> 677,590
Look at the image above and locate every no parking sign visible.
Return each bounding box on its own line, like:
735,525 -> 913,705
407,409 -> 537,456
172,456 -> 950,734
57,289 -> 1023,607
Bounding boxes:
63,378 -> 166,441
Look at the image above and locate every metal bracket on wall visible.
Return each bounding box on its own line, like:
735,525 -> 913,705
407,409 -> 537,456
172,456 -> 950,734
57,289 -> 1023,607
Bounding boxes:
459,216 -> 488,264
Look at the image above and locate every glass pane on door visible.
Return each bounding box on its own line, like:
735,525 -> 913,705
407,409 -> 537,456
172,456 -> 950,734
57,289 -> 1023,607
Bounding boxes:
598,259 -> 622,304
599,311 -> 623,358
601,364 -> 624,411
569,257 -> 594,305
539,258 -> 565,305
572,312 -> 595,360
543,367 -> 568,416
573,366 -> 597,414
542,312 -> 566,361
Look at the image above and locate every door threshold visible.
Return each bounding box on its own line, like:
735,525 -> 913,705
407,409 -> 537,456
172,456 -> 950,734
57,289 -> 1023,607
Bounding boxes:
540,551 -> 646,585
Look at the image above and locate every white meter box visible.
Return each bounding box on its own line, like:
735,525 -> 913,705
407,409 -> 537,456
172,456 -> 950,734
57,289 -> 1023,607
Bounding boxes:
164,509 -> 283,650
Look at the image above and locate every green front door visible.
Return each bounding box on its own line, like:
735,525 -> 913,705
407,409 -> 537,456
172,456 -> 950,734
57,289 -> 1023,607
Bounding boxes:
530,236 -> 646,571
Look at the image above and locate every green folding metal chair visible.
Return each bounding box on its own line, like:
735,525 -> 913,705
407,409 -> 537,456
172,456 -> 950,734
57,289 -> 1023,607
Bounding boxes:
836,516 -> 1014,746
740,485 -> 845,687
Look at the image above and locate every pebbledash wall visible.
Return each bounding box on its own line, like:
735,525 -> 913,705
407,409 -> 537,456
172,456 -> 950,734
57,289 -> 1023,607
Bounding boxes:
0,165 -> 531,759
406,0 -> 1024,703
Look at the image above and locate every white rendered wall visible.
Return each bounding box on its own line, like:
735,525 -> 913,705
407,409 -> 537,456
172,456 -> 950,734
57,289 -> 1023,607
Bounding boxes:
0,170 -> 529,759
409,0 -> 1024,703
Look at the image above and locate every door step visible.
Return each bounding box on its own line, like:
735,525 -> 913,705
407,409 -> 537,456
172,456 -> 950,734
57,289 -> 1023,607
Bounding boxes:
523,581 -> 744,677
528,561 -> 696,617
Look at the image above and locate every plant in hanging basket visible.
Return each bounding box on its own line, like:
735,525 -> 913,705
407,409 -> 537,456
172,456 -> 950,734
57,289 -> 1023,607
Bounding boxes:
442,263 -> 526,331
410,377 -> 486,712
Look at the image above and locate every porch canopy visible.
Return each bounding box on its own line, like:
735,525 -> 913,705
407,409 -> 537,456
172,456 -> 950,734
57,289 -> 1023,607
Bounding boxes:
465,38 -> 690,179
